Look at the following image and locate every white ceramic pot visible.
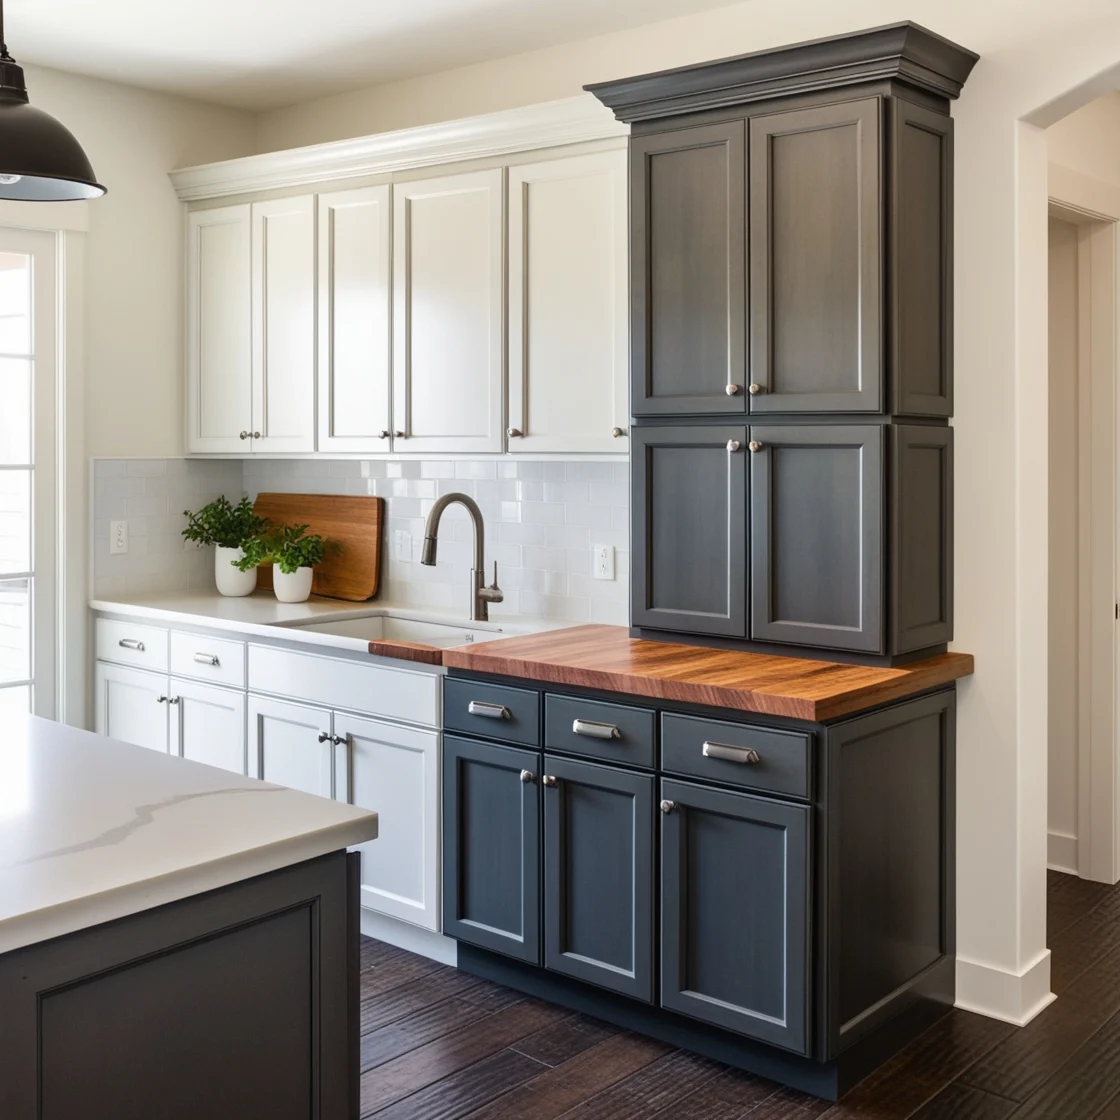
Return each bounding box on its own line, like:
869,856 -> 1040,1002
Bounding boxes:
214,546 -> 257,597
273,566 -> 313,603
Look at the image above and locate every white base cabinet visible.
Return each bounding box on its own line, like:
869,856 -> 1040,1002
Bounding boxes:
94,663 -> 170,755
172,678 -> 247,775
247,695 -> 336,799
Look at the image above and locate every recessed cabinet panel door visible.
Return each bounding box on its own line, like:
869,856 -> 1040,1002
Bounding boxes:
317,186 -> 392,452
631,426 -> 747,637
660,778 -> 810,1054
543,755 -> 654,1002
342,713 -> 440,931
393,170 -> 504,453
442,735 -> 540,963
750,426 -> 884,653
170,678 -> 246,774
252,195 -> 316,453
94,663 -> 169,754
186,205 -> 252,453
631,121 -> 747,415
247,695 -> 333,798
749,100 -> 881,413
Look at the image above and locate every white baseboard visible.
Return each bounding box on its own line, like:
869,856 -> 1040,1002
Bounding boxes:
956,950 -> 1055,1025
360,908 -> 458,967
1048,831 -> 1079,873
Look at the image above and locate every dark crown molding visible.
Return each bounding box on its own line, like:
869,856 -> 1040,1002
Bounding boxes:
585,22 -> 979,122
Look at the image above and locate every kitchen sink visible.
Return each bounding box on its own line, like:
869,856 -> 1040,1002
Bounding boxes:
293,614 -> 495,648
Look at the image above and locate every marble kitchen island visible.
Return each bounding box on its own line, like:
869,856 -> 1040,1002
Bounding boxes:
0,714 -> 378,1120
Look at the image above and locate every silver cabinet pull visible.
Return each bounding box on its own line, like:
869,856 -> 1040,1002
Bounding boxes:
727,440 -> 742,453
702,741 -> 761,765
331,734 -> 347,746
748,440 -> 763,453
748,383 -> 763,395
394,430 -> 405,438
118,638 -> 145,651
725,384 -> 740,396
520,769 -> 535,784
251,431 -> 261,439
193,652 -> 220,667
317,731 -> 332,743
507,427 -> 523,438
660,799 -> 676,814
239,430 -> 250,440
611,426 -> 626,438
156,695 -> 168,704
572,718 -> 620,741
468,700 -> 509,720
169,696 -> 180,705
378,430 -> 391,439
542,775 -> 558,787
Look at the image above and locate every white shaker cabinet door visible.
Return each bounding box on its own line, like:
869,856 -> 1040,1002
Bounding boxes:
94,662 -> 170,754
186,204 -> 252,454
338,712 -> 440,931
508,150 -> 629,453
392,169 -> 504,454
170,677 -> 246,775
247,694 -> 333,798
317,185 -> 393,453
252,195 -> 316,454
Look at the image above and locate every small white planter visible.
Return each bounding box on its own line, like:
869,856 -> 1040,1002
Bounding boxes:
273,566 -> 314,604
214,546 -> 257,597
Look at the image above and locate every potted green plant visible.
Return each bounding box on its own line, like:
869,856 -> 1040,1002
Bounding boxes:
236,523 -> 326,603
181,496 -> 270,598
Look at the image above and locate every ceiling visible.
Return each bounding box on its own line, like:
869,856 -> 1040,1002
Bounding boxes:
4,0 -> 745,112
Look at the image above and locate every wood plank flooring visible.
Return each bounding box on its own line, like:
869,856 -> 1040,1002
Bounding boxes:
357,870 -> 1120,1119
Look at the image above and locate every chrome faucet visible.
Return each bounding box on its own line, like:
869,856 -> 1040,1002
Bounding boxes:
420,492 -> 504,621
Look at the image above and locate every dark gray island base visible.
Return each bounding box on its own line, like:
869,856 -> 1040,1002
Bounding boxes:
441,670 -> 957,1102
0,851 -> 361,1120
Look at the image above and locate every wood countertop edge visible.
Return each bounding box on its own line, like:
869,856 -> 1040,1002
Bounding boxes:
367,640 -> 444,666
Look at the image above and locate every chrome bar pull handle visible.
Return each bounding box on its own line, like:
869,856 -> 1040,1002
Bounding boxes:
572,718 -> 620,741
468,700 -> 509,720
702,741 -> 761,765
118,638 -> 145,651
193,652 -> 220,667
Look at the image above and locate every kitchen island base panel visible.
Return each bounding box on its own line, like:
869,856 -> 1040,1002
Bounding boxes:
457,942 -> 954,1101
0,850 -> 359,1120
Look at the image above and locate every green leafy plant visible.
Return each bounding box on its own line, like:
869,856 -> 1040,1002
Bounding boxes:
234,523 -> 326,575
181,496 -> 269,550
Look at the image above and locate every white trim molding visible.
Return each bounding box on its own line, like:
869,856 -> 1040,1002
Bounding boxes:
956,950 -> 1055,1026
1048,830 -> 1079,873
169,95 -> 628,201
359,908 -> 457,967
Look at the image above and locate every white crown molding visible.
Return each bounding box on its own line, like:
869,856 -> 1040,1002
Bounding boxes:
169,95 -> 628,201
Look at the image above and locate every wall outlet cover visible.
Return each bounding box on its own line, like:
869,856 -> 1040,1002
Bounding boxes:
593,544 -> 615,580
109,520 -> 129,555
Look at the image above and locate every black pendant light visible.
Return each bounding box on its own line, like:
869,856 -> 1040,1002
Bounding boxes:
0,0 -> 104,200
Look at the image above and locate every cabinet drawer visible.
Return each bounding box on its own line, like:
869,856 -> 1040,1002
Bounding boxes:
95,618 -> 169,672
443,678 -> 539,747
660,713 -> 811,800
544,694 -> 655,769
248,644 -> 439,728
169,631 -> 246,689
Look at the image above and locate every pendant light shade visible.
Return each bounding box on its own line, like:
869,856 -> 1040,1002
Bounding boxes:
0,1 -> 104,201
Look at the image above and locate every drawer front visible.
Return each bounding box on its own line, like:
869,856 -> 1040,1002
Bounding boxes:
660,713 -> 811,799
169,631 -> 246,689
95,618 -> 169,672
248,644 -> 439,728
544,694 -> 655,769
443,678 -> 539,747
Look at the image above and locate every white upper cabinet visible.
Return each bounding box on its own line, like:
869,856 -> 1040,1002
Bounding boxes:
317,185 -> 393,453
186,205 -> 252,454
252,195 -> 316,453
392,169 -> 504,454
507,151 -> 629,453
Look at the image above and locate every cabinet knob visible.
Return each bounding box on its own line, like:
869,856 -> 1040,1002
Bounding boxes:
156,695 -> 168,704
660,799 -> 676,815
331,733 -> 347,746
507,427 -> 523,438
611,426 -> 626,439
378,430 -> 391,439
542,775 -> 558,787
748,383 -> 763,395
239,430 -> 250,440
252,431 -> 261,439
394,430 -> 405,439
317,731 -> 331,743
726,440 -> 742,453
748,440 -> 763,453
519,769 -> 535,784
169,696 -> 180,705
725,384 -> 740,396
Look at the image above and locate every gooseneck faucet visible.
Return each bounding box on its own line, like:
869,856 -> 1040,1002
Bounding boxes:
420,492 -> 504,621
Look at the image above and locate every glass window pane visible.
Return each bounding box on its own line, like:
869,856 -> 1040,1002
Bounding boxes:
0,577 -> 30,683
0,252 -> 31,354
0,470 -> 29,574
0,681 -> 29,719
0,358 -> 31,463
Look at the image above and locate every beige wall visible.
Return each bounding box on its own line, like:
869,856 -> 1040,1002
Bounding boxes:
1047,91 -> 1120,188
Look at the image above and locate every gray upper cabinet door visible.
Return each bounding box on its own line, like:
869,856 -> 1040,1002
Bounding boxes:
631,121 -> 747,415
660,777 -> 810,1054
543,755 -> 654,1002
442,735 -> 540,964
890,98 -> 953,416
749,425 -> 884,653
748,99 -> 882,413
632,426 -> 747,638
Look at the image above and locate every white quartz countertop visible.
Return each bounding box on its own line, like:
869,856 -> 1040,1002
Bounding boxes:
0,714 -> 378,955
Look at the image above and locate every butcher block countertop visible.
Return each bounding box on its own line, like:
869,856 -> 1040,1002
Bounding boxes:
442,624 -> 975,722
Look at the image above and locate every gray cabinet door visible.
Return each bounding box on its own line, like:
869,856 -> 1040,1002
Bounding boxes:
632,425 -> 747,638
631,121 -> 747,415
660,777 -> 810,1054
442,735 -> 540,964
748,99 -> 882,413
749,425 -> 884,652
543,755 -> 654,1002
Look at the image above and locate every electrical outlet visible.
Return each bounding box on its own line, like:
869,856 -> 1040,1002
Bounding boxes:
593,544 -> 615,581
109,520 -> 129,555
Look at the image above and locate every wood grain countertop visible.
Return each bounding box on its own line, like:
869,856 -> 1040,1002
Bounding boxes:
442,625 -> 974,722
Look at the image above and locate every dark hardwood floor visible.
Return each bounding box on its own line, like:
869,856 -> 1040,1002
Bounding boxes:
357,870 -> 1119,1119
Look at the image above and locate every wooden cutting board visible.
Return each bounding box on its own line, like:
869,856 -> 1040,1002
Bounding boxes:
252,493 -> 384,602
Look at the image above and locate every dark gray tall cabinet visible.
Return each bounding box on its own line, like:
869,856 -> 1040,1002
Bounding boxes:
588,23 -> 977,662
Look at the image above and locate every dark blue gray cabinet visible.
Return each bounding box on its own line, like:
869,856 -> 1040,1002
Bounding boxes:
442,735 -> 540,964
660,777 -> 810,1054
542,754 -> 655,1001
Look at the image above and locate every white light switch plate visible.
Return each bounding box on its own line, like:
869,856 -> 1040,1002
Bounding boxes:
393,529 -> 412,562
593,544 -> 615,580
109,520 -> 129,555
